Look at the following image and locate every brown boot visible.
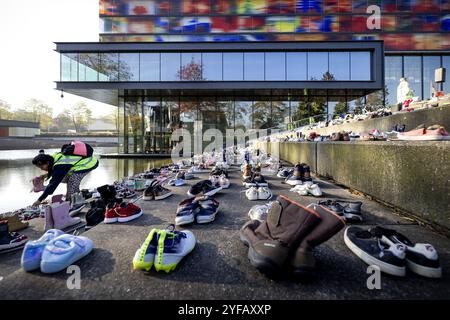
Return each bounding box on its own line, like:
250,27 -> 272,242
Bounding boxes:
240,196 -> 321,276
290,203 -> 346,281
0,212 -> 28,232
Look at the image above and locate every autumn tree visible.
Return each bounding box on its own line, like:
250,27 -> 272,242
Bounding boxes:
62,101 -> 93,132
0,99 -> 14,120
14,99 -> 53,131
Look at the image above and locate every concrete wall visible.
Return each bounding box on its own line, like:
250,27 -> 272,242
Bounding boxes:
298,105 -> 450,137
261,140 -> 450,232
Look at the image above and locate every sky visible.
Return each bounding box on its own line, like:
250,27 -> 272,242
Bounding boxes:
0,0 -> 115,117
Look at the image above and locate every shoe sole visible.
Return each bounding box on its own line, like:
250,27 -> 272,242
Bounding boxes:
155,192 -> 172,200
344,213 -> 363,222
397,135 -> 450,141
0,238 -> 28,251
344,228 -> 405,277
69,205 -> 86,217
118,210 -> 143,223
204,187 -> 222,197
406,259 -> 442,278
104,217 -> 118,223
196,209 -> 219,224
133,255 -> 154,271
142,195 -> 154,201
175,215 -> 195,226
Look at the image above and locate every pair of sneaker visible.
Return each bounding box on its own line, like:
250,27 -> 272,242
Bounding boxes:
209,174 -> 230,189
21,229 -> 93,274
85,199 -> 106,230
104,201 -> 143,223
243,173 -> 268,189
276,167 -> 293,179
133,225 -> 196,273
0,220 -> 28,254
175,196 -> 220,225
290,182 -> 322,197
317,199 -> 363,222
344,226 -> 441,278
245,186 -> 272,201
284,163 -> 313,186
143,180 -> 172,200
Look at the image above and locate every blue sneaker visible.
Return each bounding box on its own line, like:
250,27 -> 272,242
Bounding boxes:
175,198 -> 200,226
21,229 -> 65,272
196,197 -> 219,224
40,234 -> 93,274
133,228 -> 159,271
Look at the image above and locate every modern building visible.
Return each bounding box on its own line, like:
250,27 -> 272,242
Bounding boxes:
56,0 -> 449,154
0,120 -> 40,137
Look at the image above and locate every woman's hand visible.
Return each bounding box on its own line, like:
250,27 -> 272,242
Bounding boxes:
32,200 -> 41,207
40,173 -> 48,180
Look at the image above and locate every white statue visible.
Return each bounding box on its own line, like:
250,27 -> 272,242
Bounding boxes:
397,77 -> 411,104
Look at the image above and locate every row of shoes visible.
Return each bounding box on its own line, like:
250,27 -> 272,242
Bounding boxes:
133,225 -> 196,273
240,196 -> 346,281
344,226 -> 441,278
175,196 -> 220,225
21,229 -> 93,274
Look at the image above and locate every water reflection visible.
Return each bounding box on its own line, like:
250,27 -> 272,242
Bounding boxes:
0,148 -> 171,213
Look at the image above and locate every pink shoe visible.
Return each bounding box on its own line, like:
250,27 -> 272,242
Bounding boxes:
31,176 -> 45,193
44,205 -> 54,231
398,125 -> 450,141
51,202 -> 82,230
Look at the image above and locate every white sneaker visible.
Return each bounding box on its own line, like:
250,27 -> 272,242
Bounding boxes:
219,175 -> 230,189
246,187 -> 259,201
290,185 -> 308,196
285,176 -> 303,186
248,202 -> 272,221
307,184 -> 322,197
257,187 -> 272,200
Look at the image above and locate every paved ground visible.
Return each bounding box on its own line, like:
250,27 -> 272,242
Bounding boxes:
0,169 -> 449,300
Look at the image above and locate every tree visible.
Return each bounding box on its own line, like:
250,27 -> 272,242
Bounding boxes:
333,102 -> 349,117
0,99 -> 14,120
63,101 -> 93,132
14,99 -> 53,131
53,112 -> 74,132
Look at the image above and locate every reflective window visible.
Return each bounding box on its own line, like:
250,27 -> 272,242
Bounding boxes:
252,101 -> 271,128
202,52 -> 222,81
161,53 -> 181,81
61,53 -> 78,81
286,52 -> 307,80
119,53 -> 139,81
385,56 -> 402,105
308,52 -> 328,80
181,52 -> 202,81
444,56 -> 450,94
223,53 -> 243,80
234,101 -> 252,130
99,53 -> 119,81
329,52 -> 350,80
78,53 -> 99,81
271,101 -> 289,129
265,52 -> 286,80
350,52 -> 371,80
404,56 -> 422,99
423,56 -> 441,99
140,53 -> 160,81
244,52 -> 264,80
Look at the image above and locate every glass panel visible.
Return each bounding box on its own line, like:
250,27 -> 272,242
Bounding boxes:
234,101 -> 252,130
161,53 -> 181,81
119,53 -> 139,81
286,52 -> 307,80
329,52 -> 350,80
143,99 -> 161,154
328,96 -> 347,119
78,53 -> 99,81
202,52 -> 222,81
444,56 -> 450,94
180,97 -> 199,155
423,56 -> 441,100
61,53 -> 78,81
252,101 -> 271,129
271,100 -> 289,130
265,52 -> 286,80
308,97 -> 327,122
118,97 -> 125,153
125,97 -> 143,153
216,100 -> 234,134
140,53 -> 160,81
223,53 -> 244,81
404,56 -> 422,99
181,52 -> 202,81
308,52 -> 328,81
351,52 -> 371,80
385,56 -> 402,106
99,53 -> 119,81
347,96 -> 365,113
244,52 -> 264,81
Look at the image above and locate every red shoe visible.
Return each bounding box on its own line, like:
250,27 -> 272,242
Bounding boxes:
104,203 -> 120,224
114,202 -> 143,223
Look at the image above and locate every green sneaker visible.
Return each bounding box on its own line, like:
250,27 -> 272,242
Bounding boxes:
133,228 -> 158,271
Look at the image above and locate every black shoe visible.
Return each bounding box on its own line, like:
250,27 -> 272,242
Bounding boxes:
317,200 -> 345,216
344,226 -> 406,277
0,221 -> 28,253
336,200 -> 363,222
81,189 -> 93,200
85,206 -> 105,230
187,180 -> 222,197
300,163 -> 312,182
369,226 -> 442,278
97,184 -> 117,203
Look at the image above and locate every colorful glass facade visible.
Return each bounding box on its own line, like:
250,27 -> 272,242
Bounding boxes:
99,0 -> 450,51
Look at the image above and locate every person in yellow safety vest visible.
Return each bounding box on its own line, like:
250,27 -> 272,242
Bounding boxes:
31,149 -> 98,207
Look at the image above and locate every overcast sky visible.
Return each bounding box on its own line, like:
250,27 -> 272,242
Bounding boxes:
0,0 -> 115,117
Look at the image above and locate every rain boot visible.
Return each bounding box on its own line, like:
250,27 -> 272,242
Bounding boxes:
51,201 -> 82,231
290,203 -> 346,281
44,205 -> 54,231
240,195 -> 321,276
